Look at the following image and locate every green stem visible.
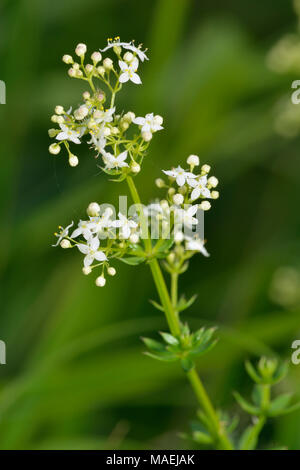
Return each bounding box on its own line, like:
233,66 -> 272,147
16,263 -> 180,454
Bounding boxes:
125,175 -> 234,450
171,272 -> 178,310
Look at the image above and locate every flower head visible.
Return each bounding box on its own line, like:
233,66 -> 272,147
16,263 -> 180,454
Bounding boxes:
133,113 -> 163,133
77,237 -> 107,267
163,166 -> 196,187
100,38 -> 149,62
119,58 -> 141,84
56,124 -> 81,144
111,212 -> 138,239
102,151 -> 128,169
52,221 -> 74,246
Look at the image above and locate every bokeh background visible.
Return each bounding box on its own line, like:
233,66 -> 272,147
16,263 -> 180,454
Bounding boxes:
1,0 -> 300,450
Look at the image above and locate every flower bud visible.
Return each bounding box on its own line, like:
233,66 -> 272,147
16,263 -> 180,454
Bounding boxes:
208,176 -> 218,188
123,52 -> 134,62
55,105 -> 64,115
155,178 -> 165,188
103,58 -> 113,70
174,231 -> 184,242
87,202 -> 100,217
173,193 -> 184,205
48,128 -> 57,138
200,201 -> 211,211
111,127 -> 119,135
167,253 -> 175,263
97,66 -> 106,76
68,67 -> 76,77
107,267 -> 116,276
82,266 -> 92,275
62,54 -> 73,64
75,43 -> 87,57
187,154 -> 199,166
120,121 -> 129,131
95,275 -> 106,287
56,116 -> 64,124
113,45 -> 122,55
74,105 -> 89,120
51,114 -> 58,123
141,131 -> 152,142
154,115 -> 163,126
131,162 -> 141,174
49,143 -> 61,155
130,233 -> 139,244
91,51 -> 102,63
201,164 -> 211,174
168,187 -> 176,196
83,91 -> 90,100
211,191 -> 219,199
60,239 -> 71,249
123,111 -> 135,123
69,155 -> 79,167
85,64 -> 93,73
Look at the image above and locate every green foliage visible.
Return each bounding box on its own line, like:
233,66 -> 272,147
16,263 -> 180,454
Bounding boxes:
142,325 -> 217,372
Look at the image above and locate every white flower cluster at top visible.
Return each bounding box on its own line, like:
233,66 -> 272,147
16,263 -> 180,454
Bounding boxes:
48,38 -> 163,171
51,38 -> 220,286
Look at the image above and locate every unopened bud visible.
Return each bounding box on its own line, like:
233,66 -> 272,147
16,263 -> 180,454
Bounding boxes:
141,131 -> 152,142
91,51 -> 102,63
187,154 -> 199,166
131,162 -> 141,174
75,43 -> 87,57
173,193 -> 184,205
82,266 -> 92,275
95,275 -> 106,287
155,178 -> 165,188
49,143 -> 61,155
62,54 -> 73,64
107,267 -> 116,276
87,202 -> 100,217
60,239 -> 71,249
69,155 -> 79,167
200,201 -> 211,211
103,58 -> 113,70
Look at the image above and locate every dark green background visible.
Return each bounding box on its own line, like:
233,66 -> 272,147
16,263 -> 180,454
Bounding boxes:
0,0 -> 300,450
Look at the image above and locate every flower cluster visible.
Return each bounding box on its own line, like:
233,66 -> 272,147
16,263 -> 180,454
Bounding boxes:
48,39 -> 163,171
53,153 -> 217,287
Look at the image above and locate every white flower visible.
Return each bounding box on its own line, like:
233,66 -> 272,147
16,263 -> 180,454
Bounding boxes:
112,212 -> 137,239
189,176 -> 211,200
101,39 -> 149,62
185,236 -> 209,257
56,124 -> 81,144
89,126 -> 107,153
77,237 -> 107,267
52,221 -> 73,247
175,205 -> 198,229
102,151 -> 129,169
90,209 -> 113,235
133,113 -> 163,133
163,166 -> 196,187
71,220 -> 96,240
94,107 -> 115,124
119,58 -> 141,84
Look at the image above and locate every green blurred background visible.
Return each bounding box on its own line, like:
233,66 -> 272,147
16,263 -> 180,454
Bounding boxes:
0,0 -> 300,450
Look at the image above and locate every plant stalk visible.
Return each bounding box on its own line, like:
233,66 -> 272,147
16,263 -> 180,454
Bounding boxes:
125,175 -> 233,450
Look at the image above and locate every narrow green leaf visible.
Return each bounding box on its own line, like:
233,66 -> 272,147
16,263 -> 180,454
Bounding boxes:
239,425 -> 259,450
268,393 -> 292,416
149,299 -> 164,312
141,337 -> 165,352
118,256 -> 146,266
193,430 -> 213,445
144,351 -> 178,362
177,294 -> 198,312
233,391 -> 260,415
159,331 -> 179,346
245,360 -> 262,384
